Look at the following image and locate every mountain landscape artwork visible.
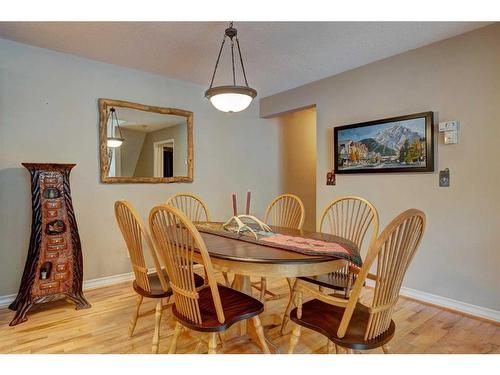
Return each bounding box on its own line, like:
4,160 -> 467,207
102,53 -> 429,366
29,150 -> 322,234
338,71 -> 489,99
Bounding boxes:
334,112 -> 434,173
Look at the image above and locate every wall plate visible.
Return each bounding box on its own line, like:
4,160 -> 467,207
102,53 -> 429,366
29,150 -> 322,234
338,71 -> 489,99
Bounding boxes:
326,170 -> 336,186
439,168 -> 450,187
438,120 -> 459,132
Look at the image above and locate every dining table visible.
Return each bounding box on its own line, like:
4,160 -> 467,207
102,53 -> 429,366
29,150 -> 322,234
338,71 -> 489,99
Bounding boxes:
192,224 -> 359,353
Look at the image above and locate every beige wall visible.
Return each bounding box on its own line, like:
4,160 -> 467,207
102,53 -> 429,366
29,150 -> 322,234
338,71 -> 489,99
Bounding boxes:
0,38 -> 280,297
134,124 -> 187,177
261,24 -> 500,310
276,108 -> 317,231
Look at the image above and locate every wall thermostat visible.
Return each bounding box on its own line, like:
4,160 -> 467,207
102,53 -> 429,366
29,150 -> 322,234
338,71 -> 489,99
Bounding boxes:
438,120 -> 459,144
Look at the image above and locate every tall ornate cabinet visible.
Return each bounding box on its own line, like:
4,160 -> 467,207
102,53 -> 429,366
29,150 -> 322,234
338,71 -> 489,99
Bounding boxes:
9,163 -> 90,326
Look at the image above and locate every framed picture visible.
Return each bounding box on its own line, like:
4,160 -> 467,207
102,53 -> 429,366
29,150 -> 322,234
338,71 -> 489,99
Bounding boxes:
334,111 -> 434,174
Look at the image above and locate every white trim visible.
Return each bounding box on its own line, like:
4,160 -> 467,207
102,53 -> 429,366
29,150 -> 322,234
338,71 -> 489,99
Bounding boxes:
0,272 -> 134,308
2,272 -> 498,323
365,279 -> 500,323
0,293 -> 16,308
82,272 -> 134,290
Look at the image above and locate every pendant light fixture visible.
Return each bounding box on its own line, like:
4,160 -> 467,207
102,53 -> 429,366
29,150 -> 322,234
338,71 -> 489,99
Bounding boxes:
106,107 -> 125,148
205,22 -> 257,113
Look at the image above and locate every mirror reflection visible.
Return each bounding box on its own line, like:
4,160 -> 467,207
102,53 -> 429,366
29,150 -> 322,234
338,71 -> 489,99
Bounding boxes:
99,99 -> 193,183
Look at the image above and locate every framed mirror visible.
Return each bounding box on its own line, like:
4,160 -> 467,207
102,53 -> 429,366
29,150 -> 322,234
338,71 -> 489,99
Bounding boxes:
98,98 -> 193,183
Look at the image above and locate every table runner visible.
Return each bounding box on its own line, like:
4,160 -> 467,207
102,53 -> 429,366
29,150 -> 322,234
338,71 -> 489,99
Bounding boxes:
195,222 -> 362,267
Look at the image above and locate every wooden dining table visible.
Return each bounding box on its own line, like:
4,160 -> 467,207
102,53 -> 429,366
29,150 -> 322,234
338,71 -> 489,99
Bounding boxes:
192,225 -> 358,353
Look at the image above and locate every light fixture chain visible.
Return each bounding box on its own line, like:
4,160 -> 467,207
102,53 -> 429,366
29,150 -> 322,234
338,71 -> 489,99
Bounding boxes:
236,37 -> 249,87
231,39 -> 236,86
106,110 -> 113,138
113,109 -> 124,139
209,35 -> 227,89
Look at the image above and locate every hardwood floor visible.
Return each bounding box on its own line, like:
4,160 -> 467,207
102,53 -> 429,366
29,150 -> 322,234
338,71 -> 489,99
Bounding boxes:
0,276 -> 498,354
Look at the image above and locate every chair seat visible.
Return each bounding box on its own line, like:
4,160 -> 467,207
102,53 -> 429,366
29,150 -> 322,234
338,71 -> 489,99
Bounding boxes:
133,271 -> 205,299
299,271 -> 356,292
172,285 -> 264,332
290,299 -> 395,350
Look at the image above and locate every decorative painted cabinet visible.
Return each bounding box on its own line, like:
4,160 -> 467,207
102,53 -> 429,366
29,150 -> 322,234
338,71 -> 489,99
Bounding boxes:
9,163 -> 90,326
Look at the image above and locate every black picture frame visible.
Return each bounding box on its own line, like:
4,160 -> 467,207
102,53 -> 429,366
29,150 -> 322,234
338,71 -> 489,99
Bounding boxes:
334,111 -> 434,174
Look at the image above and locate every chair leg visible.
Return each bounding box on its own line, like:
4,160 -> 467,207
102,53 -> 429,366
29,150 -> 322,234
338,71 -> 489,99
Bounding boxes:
382,344 -> 390,354
168,322 -> 182,354
252,316 -> 271,354
326,339 -> 333,354
288,325 -> 302,354
128,295 -> 143,337
152,299 -> 163,354
218,331 -> 225,348
259,277 -> 267,302
208,332 -> 218,354
222,272 -> 230,287
334,344 -> 339,354
194,340 -> 204,354
280,284 -> 296,335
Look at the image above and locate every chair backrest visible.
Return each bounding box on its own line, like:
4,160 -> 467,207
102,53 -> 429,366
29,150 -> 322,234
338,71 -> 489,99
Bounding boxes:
166,192 -> 211,222
114,200 -> 168,292
149,204 -> 225,325
337,209 -> 426,340
319,196 -> 379,259
263,194 -> 305,230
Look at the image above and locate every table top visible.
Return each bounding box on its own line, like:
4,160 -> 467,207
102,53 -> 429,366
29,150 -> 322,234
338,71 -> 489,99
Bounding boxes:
199,226 -> 358,265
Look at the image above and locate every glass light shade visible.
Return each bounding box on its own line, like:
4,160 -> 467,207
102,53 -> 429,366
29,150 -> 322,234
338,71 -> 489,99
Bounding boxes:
107,137 -> 124,148
205,86 -> 257,113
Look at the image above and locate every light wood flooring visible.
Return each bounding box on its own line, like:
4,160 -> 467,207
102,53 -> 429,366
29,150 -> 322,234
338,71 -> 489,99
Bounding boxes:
1,276 -> 498,354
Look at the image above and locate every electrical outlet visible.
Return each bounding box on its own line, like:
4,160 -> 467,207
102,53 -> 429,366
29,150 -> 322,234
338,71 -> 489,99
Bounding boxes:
439,168 -> 450,187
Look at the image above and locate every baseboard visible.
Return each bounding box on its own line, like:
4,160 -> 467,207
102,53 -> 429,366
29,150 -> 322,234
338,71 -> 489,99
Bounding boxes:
82,272 -> 134,290
2,272 -> 498,323
365,279 -> 500,323
0,272 -> 134,309
0,293 -> 16,309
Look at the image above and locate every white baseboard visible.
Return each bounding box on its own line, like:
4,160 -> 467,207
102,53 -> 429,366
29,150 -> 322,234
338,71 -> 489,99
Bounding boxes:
2,272 -> 498,323
0,272 -> 134,308
0,293 -> 16,309
82,272 -> 134,290
365,279 -> 500,323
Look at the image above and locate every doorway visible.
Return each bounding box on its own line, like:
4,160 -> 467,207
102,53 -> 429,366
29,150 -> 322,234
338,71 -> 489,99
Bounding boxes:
153,139 -> 174,178
274,107 -> 317,231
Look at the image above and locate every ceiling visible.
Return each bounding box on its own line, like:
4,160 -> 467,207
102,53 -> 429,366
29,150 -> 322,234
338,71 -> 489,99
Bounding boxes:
0,22 -> 490,96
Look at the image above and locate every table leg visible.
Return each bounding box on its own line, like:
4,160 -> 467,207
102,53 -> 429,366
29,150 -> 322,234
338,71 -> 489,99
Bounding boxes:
231,274 -> 252,335
231,273 -> 277,353
231,274 -> 253,295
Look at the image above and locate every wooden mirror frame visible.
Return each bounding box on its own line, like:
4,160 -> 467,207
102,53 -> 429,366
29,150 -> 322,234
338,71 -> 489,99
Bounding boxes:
98,98 -> 193,184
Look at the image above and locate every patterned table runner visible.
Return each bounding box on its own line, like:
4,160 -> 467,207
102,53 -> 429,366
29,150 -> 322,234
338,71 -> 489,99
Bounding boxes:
195,222 -> 362,267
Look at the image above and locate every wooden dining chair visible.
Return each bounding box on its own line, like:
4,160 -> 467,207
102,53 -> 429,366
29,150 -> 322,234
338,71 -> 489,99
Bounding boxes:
287,209 -> 426,354
149,204 -> 270,354
166,192 -> 211,223
263,193 -> 305,230
166,192 -> 230,287
114,201 -> 187,353
281,196 -> 378,333
253,194 -> 306,302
